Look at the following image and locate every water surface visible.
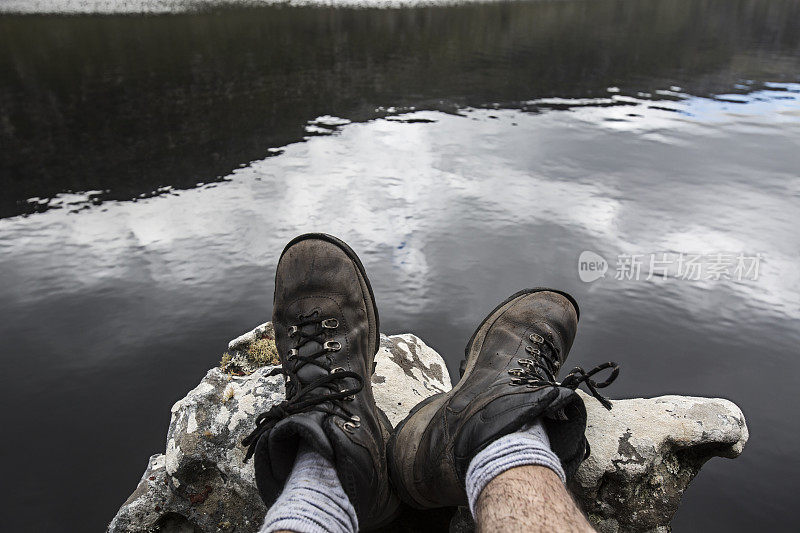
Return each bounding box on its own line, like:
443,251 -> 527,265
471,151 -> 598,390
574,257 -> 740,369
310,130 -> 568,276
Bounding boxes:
1,1 -> 799,531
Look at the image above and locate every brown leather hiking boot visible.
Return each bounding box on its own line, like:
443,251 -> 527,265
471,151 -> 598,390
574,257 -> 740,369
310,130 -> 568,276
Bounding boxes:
387,288 -> 618,509
242,233 -> 399,529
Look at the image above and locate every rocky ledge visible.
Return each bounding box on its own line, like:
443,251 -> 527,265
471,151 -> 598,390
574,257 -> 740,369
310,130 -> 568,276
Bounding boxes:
109,323 -> 747,533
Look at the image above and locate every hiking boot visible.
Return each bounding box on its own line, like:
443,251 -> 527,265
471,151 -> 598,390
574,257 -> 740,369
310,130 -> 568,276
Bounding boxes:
387,288 -> 618,509
242,233 -> 400,529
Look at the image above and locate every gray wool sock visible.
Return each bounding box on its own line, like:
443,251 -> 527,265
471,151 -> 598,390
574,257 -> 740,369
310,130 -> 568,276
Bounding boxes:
259,443 -> 358,533
465,418 -> 566,516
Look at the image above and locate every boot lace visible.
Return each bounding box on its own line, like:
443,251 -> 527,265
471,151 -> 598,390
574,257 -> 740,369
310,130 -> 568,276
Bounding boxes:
507,331 -> 620,410
242,311 -> 363,462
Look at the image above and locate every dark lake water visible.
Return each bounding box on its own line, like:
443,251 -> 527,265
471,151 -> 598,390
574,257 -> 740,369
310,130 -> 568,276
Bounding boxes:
1,1 -> 799,531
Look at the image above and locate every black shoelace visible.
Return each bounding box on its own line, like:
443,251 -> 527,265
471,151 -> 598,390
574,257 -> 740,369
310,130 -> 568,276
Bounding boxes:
242,311 -> 363,462
508,331 -> 620,410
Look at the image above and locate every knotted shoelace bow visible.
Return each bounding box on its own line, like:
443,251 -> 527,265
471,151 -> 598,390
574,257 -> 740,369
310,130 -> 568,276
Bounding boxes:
508,331 -> 620,410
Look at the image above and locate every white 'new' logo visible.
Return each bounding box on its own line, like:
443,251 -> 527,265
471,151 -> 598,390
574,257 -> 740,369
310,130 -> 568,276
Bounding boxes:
578,251 -> 608,282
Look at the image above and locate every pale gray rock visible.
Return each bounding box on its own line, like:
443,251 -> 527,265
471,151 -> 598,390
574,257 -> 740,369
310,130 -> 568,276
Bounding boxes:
108,365 -> 282,532
109,328 -> 451,532
109,324 -> 747,533
374,333 -> 452,426
572,392 -> 748,533
228,322 -> 272,352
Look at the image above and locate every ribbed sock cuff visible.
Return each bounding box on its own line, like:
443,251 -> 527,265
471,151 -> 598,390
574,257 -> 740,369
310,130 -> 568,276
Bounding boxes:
259,444 -> 358,533
465,420 -> 566,516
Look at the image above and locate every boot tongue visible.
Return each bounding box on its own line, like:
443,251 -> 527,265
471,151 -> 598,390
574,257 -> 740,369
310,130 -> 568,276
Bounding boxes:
284,319 -> 326,378
286,324 -> 348,403
268,411 -> 335,480
294,337 -> 330,383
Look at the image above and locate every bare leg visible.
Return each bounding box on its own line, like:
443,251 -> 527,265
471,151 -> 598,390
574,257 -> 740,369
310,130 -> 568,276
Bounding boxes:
474,465 -> 595,533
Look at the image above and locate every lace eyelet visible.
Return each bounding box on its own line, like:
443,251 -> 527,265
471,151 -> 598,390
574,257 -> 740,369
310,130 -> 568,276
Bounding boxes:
321,318 -> 339,329
340,389 -> 355,401
331,366 -> 345,373
509,377 -> 525,386
349,415 -> 361,425
529,333 -> 544,343
324,340 -> 342,352
526,345 -> 541,355
287,348 -> 298,360
288,325 -> 299,336
508,368 -> 525,377
518,358 -> 535,366
343,421 -> 358,433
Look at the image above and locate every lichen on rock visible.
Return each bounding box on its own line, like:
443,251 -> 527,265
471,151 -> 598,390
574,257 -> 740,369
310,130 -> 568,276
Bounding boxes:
220,322 -> 279,375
